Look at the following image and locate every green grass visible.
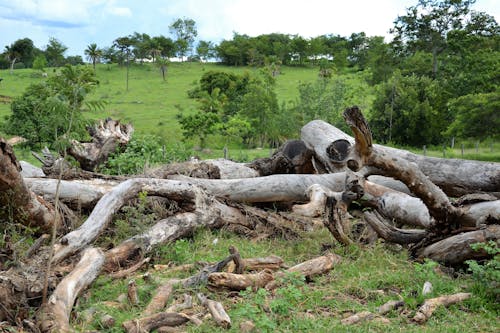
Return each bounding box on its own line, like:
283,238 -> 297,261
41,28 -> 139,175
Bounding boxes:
73,228 -> 499,332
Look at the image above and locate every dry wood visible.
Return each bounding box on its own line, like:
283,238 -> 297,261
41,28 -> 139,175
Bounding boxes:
341,311 -> 375,325
128,279 -> 139,305
197,293 -> 231,328
142,279 -> 179,316
165,294 -> 193,312
38,248 -> 104,333
301,119 -> 500,197
0,138 -> 61,233
68,118 -> 133,171
286,252 -> 342,278
377,300 -> 405,315
109,257 -> 151,279
241,255 -> 286,271
363,211 -> 428,245
417,225 -> 500,265
229,246 -> 245,274
413,293 -> 471,324
208,269 -> 274,291
122,312 -> 189,333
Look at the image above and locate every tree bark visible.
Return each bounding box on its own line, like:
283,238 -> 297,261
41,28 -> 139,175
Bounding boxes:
0,138 -> 61,233
208,269 -> 275,291
413,293 -> 471,324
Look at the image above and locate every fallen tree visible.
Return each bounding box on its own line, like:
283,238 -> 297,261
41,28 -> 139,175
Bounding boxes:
0,106 -> 498,330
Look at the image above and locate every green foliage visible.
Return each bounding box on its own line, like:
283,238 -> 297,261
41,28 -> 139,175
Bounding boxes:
466,241 -> 500,307
32,55 -> 48,71
446,92 -> 500,140
102,134 -> 190,175
3,65 -> 98,148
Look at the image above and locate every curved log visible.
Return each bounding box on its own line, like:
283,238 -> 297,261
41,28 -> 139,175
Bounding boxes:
363,211 -> 428,245
301,120 -> 500,197
39,248 -> 104,333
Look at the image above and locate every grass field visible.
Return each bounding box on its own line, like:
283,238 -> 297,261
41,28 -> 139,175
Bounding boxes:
72,228 -> 499,332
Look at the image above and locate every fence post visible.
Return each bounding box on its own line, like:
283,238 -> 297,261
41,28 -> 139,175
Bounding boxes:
451,137 -> 455,149
223,146 -> 228,159
491,143 -> 494,153
423,145 -> 427,156
475,141 -> 479,154
162,145 -> 165,159
461,144 -> 464,158
442,145 -> 446,158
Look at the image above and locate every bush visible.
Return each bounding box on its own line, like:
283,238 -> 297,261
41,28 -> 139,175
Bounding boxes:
101,135 -> 191,175
466,241 -> 500,307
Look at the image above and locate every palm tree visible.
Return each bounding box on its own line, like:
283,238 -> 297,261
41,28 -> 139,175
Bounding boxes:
156,57 -> 169,81
84,43 -> 102,72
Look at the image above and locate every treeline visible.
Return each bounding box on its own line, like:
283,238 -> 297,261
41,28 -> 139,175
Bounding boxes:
2,0 -> 499,148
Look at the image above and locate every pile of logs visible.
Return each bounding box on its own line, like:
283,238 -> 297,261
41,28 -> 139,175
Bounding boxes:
0,109 -> 498,331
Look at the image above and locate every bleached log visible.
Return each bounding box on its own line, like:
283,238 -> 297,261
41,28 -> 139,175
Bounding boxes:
0,138 -> 61,233
301,120 -> 500,197
413,293 -> 471,324
242,255 -> 286,271
38,248 -> 104,333
363,211 -> 428,245
286,252 -> 342,278
25,178 -> 117,209
51,178 -> 223,263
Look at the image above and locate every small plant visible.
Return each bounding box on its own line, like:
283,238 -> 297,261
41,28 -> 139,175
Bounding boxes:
466,241 -> 500,305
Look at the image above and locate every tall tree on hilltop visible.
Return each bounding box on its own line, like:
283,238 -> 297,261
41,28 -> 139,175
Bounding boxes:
4,38 -> 36,73
45,37 -> 68,67
84,43 -> 102,72
169,17 -> 198,61
391,0 -> 475,77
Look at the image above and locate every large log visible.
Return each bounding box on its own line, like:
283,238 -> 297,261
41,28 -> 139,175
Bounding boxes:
301,120 -> 500,197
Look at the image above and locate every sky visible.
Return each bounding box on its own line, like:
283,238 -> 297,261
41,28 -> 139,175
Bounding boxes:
1,0 -> 498,58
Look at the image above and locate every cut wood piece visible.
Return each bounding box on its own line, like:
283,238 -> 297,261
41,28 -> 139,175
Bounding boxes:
0,138 -> 61,233
197,293 -> 231,328
413,293 -> 471,324
286,252 -> 342,279
109,257 -> 150,279
127,280 -> 139,305
377,300 -> 405,315
208,269 -> 274,291
229,245 -> 244,274
122,312 -> 189,333
165,294 -> 193,312
417,225 -> 500,265
38,248 -> 104,333
292,184 -> 330,217
341,311 -> 374,325
242,255 -> 286,271
67,118 -> 133,171
142,279 -> 179,317
301,119 -> 500,197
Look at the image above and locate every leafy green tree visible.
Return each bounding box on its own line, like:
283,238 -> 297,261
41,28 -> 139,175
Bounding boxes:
391,0 -> 474,76
32,54 -> 48,72
130,32 -> 152,63
45,37 -> 68,67
4,38 -> 36,73
177,111 -> 220,147
370,72 -> 445,145
169,18 -> 198,60
4,65 -> 98,147
196,40 -> 215,62
84,43 -> 102,71
446,92 -> 499,140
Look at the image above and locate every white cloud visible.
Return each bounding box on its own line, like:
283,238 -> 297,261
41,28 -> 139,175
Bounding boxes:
106,6 -> 132,17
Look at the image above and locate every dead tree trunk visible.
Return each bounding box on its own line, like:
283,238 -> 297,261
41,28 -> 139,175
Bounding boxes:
67,118 -> 133,171
301,120 -> 500,197
0,138 -> 61,233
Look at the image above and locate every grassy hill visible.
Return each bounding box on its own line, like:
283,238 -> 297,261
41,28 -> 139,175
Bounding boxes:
0,63 -> 321,143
